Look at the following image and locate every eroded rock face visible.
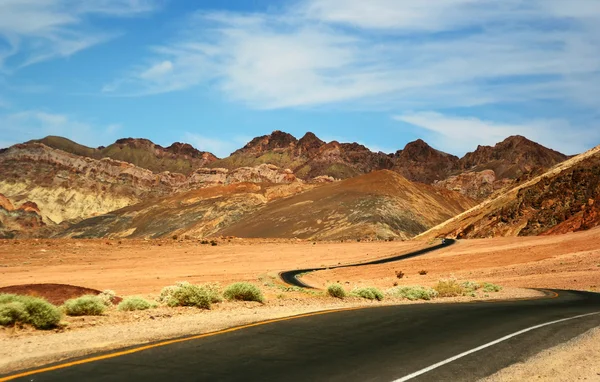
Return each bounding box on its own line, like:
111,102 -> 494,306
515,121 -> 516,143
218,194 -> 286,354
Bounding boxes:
0,143 -> 299,224
434,170 -> 513,200
0,193 -> 45,238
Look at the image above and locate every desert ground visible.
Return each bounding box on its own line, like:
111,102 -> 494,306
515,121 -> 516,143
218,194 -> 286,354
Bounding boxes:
2,228 -> 598,297
1,229 -> 599,378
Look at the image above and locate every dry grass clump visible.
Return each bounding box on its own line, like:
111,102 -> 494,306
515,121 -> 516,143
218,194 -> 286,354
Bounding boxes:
0,294 -> 62,329
386,286 -> 438,301
327,284 -> 346,298
97,290 -> 117,306
223,282 -> 264,303
351,287 -> 384,301
118,297 -> 157,311
63,295 -> 106,316
433,278 -> 465,297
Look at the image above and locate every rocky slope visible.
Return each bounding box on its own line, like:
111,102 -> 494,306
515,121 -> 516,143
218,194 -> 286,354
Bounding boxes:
392,139 -> 460,184
0,143 -> 299,223
59,182 -> 316,239
32,136 -> 218,175
59,171 -> 475,240
436,136 -> 568,200
417,144 -> 600,239
217,170 -> 476,240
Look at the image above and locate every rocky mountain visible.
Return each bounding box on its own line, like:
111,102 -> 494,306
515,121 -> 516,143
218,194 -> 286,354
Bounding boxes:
435,136 -> 568,200
210,131 -> 394,180
58,170 -> 476,240
417,144 -> 600,239
392,139 -> 460,184
32,136 -> 218,175
0,143 -> 298,224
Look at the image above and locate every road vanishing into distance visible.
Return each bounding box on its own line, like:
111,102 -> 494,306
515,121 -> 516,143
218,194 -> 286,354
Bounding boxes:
279,238 -> 456,288
3,241 -> 600,382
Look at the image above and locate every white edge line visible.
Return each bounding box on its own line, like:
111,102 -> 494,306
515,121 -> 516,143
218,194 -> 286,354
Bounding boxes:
393,311 -> 600,382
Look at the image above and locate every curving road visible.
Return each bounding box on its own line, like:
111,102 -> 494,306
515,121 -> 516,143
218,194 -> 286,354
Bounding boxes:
280,239 -> 455,288
2,289 -> 599,381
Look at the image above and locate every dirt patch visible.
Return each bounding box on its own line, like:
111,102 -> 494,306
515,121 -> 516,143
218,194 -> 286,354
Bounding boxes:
0,283 -> 118,305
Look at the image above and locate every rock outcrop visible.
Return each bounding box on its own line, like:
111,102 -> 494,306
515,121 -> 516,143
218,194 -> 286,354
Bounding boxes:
0,193 -> 46,238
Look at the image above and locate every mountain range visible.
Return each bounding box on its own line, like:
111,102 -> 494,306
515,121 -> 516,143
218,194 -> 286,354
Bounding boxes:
2,130 -> 595,241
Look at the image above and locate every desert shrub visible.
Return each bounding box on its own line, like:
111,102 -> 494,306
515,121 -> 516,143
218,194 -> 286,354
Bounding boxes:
0,294 -> 61,329
434,279 -> 465,297
461,281 -> 481,293
200,240 -> 209,245
326,284 -> 346,298
395,270 -> 405,279
210,240 -> 218,246
97,290 -> 117,306
0,302 -> 29,326
118,297 -> 156,311
352,287 -> 384,301
202,282 -> 223,303
63,295 -> 106,316
223,282 -> 264,303
418,270 -> 428,275
159,282 -> 212,309
172,235 -> 178,240
483,283 -> 502,293
387,286 -> 438,301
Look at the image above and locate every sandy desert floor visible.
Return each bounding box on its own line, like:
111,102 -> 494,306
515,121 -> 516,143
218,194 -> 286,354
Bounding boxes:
1,229 -> 599,378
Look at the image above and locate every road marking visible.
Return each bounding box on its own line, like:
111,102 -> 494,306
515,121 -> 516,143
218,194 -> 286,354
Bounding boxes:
0,306 -> 367,382
393,311 -> 600,382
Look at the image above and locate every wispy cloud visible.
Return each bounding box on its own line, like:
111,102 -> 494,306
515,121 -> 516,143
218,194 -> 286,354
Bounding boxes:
0,110 -> 122,149
103,0 -> 600,113
393,112 -> 599,156
0,0 -> 159,70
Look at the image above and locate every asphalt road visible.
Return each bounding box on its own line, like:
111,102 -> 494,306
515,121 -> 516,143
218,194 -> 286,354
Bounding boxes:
4,289 -> 600,382
280,239 -> 456,288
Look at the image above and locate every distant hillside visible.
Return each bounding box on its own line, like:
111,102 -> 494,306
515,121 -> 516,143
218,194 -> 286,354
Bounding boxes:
418,144 -> 600,239
58,171 -> 476,240
32,136 -> 218,175
217,170 -> 476,240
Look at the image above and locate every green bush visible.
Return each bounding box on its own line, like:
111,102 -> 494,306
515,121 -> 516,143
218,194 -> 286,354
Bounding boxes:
352,287 -> 384,301
0,294 -> 61,329
483,282 -> 502,292
434,279 -> 465,297
158,282 -> 222,308
158,282 -> 212,309
118,297 -> 157,311
223,282 -> 264,303
461,281 -> 481,293
63,295 -> 106,316
0,302 -> 29,326
326,284 -> 346,298
386,286 -> 438,301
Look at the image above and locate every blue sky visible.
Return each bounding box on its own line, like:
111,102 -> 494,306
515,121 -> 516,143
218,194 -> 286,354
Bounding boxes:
1,0 -> 599,158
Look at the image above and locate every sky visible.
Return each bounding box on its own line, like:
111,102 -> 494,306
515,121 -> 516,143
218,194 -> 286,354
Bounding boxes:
0,0 -> 599,158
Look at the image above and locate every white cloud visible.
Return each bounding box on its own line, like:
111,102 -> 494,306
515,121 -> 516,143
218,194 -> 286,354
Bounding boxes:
139,60 -> 173,80
0,0 -> 159,70
393,112 -> 599,156
103,1 -> 600,115
0,110 -> 122,149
